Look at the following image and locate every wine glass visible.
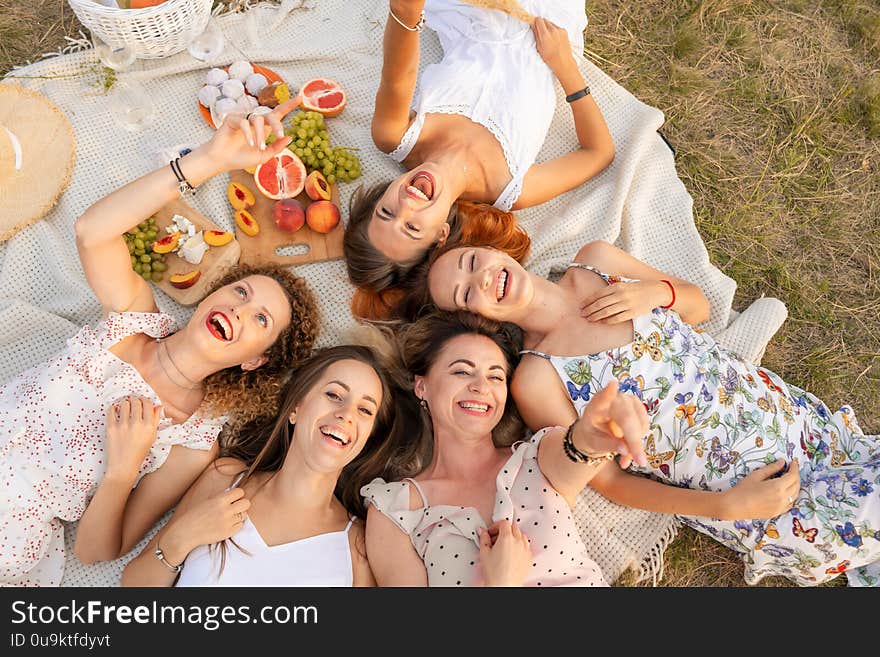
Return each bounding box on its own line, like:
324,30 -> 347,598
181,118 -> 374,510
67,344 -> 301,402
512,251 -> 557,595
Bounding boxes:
187,17 -> 225,63
91,31 -> 136,72
107,81 -> 157,132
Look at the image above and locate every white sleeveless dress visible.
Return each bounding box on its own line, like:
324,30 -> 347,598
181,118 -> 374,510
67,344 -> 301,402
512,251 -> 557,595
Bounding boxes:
176,516 -> 356,587
389,0 -> 588,211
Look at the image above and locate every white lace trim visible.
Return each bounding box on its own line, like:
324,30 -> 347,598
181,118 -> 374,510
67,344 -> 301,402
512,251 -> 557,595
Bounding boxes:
388,104 -> 526,210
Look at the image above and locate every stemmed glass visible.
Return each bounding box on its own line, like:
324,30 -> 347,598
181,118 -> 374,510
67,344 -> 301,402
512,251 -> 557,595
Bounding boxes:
187,16 -> 226,63
91,31 -> 136,72
91,31 -> 156,132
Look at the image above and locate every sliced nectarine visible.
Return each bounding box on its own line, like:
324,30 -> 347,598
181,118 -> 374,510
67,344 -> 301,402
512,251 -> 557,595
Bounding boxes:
169,270 -> 201,289
204,230 -> 234,247
151,232 -> 181,254
227,181 -> 256,211
304,170 -> 332,201
234,209 -> 260,236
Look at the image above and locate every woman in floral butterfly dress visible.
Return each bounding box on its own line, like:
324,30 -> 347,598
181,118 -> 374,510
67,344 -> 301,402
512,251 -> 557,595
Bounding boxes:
419,239 -> 880,586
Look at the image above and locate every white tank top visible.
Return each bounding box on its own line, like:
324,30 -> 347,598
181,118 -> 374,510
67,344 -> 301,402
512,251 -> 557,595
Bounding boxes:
175,515 -> 356,587
389,0 -> 588,211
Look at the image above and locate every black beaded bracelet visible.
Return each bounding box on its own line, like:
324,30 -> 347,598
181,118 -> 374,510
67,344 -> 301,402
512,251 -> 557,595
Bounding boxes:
170,157 -> 196,196
562,421 -> 616,466
565,86 -> 591,103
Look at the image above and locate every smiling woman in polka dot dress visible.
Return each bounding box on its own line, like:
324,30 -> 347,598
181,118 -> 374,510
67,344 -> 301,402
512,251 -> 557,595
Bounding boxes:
0,101 -> 319,586
362,310 -> 629,586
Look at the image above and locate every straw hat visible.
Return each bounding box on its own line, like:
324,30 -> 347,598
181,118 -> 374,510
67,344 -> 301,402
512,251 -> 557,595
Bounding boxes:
0,84 -> 76,243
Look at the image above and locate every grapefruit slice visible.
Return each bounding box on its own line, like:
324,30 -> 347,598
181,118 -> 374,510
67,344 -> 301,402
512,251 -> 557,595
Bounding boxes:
253,148 -> 307,200
300,78 -> 346,118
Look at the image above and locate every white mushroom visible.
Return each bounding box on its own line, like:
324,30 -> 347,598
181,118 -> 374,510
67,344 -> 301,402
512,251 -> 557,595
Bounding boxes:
220,79 -> 245,100
205,67 -> 229,86
228,60 -> 254,82
245,73 -> 268,96
198,85 -> 222,108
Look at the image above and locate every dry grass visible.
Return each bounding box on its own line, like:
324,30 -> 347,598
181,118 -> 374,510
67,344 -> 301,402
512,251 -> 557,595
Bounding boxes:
1,1 -> 876,587
585,0 -> 879,586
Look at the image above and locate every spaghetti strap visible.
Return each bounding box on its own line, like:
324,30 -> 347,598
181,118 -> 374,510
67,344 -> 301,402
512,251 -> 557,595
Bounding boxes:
565,262 -> 638,285
519,348 -> 551,359
227,470 -> 247,490
403,477 -> 429,509
344,516 -> 356,533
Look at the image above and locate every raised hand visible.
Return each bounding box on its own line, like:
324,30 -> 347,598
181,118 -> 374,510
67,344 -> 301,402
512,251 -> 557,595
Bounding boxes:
720,458 -> 801,520
570,380 -> 650,469
105,396 -> 163,481
581,280 -> 673,324
204,98 -> 298,172
479,519 -> 532,586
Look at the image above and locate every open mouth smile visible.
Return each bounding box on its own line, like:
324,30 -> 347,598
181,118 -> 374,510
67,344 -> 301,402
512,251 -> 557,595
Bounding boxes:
458,400 -> 492,416
406,171 -> 435,202
320,425 -> 351,447
206,311 -> 233,342
496,269 -> 509,302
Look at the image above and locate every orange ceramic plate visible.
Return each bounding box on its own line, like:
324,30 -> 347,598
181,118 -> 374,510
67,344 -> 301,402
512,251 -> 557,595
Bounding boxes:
198,64 -> 285,128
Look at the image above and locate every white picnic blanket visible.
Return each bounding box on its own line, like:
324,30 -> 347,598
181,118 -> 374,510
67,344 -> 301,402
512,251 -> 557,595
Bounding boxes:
1,1 -> 787,587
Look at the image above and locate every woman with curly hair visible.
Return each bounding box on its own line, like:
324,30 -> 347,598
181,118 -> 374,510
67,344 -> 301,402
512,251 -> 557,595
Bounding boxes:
0,100 -> 318,586
343,0 -> 612,312
121,344 -> 421,586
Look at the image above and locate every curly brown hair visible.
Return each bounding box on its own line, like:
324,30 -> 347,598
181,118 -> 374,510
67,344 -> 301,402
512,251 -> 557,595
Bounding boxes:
398,310 -> 525,459
199,263 -> 319,429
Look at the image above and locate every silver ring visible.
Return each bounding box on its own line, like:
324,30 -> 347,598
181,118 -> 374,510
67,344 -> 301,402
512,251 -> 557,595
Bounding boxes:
788,496 -> 794,504
245,112 -> 253,121
236,512 -> 243,522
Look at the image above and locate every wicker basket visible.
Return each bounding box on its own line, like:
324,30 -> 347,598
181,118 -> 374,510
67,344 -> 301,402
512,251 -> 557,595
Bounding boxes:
67,0 -> 214,60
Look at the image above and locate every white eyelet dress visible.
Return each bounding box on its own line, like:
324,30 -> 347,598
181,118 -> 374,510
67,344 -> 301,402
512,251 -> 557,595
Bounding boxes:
389,0 -> 588,211
0,311 -> 224,586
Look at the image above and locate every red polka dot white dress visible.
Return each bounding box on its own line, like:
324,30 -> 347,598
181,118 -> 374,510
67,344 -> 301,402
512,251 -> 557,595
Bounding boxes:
0,311 -> 224,586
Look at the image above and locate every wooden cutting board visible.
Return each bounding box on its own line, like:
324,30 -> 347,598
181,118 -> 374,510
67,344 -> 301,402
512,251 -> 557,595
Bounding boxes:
229,169 -> 345,267
150,198 -> 241,306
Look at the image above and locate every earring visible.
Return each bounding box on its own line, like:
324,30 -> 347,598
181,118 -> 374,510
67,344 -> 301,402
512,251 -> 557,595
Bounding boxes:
419,398 -> 429,413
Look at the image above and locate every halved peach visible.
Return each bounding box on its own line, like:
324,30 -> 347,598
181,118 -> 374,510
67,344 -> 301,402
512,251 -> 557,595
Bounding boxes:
151,232 -> 181,254
304,170 -> 332,201
227,181 -> 256,211
234,209 -> 260,236
169,270 -> 201,289
204,230 -> 234,247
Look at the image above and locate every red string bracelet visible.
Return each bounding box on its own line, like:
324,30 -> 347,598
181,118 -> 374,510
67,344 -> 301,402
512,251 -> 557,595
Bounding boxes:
659,280 -> 676,309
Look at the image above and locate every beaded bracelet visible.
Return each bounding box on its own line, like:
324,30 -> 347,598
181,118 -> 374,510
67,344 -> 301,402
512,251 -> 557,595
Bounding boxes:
562,422 -> 616,466
154,542 -> 182,574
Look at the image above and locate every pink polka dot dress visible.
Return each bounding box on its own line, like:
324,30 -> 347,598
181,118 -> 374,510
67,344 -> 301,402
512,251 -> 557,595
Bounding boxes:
362,428 -> 608,587
0,311 -> 224,586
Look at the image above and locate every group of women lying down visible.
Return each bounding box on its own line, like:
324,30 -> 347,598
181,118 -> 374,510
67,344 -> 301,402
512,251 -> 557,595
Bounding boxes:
1,0 -> 877,587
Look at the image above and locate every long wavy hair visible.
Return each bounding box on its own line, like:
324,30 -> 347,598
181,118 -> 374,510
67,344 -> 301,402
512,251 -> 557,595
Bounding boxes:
198,263 -> 319,430
344,181 -> 530,321
220,344 -> 422,518
398,310 -> 525,470
210,344 -> 422,574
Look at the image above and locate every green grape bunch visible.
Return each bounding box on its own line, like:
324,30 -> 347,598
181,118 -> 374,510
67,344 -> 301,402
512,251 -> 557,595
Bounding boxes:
283,110 -> 362,184
123,216 -> 167,284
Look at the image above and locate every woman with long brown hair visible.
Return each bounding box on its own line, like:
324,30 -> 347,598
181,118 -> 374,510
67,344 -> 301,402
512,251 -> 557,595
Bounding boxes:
122,345 -> 420,586
344,0 -> 612,318
347,196 -> 531,320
